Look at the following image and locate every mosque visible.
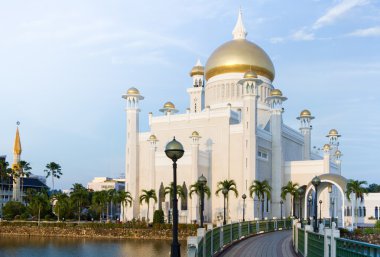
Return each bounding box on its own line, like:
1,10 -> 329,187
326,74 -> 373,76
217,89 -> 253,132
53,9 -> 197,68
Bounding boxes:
122,11 -> 345,225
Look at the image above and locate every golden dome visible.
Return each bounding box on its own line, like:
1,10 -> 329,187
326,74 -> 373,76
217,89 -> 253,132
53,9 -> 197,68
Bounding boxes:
192,131 -> 199,137
300,109 -> 312,118
335,150 -> 342,156
127,87 -> 140,95
163,101 -> 175,109
323,144 -> 331,151
190,66 -> 204,77
270,89 -> 283,97
149,134 -> 157,141
328,129 -> 339,136
243,70 -> 258,79
205,39 -> 275,81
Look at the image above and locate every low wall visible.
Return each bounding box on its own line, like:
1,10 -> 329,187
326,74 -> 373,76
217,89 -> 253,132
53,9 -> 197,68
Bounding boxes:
0,223 -> 196,240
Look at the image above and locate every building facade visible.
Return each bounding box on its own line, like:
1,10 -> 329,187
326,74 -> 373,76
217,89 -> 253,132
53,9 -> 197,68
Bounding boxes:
123,11 -> 345,225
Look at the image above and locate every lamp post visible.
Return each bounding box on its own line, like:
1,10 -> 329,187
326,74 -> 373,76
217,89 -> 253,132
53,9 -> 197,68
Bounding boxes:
165,137 -> 184,257
222,188 -> 228,225
298,187 -> 304,223
331,198 -> 335,225
328,185 -> 332,225
319,200 -> 323,224
311,176 -> 321,232
280,200 -> 283,219
198,174 -> 207,228
242,194 -> 247,222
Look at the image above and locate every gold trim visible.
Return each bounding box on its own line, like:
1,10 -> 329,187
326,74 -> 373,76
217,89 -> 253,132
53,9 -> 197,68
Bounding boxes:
189,71 -> 204,76
205,64 -> 274,81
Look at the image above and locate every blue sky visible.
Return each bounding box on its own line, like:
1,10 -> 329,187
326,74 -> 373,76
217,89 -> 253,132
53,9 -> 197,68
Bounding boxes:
0,0 -> 379,190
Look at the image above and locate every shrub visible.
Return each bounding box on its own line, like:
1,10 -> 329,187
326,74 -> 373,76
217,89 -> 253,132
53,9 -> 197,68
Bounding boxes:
20,213 -> 30,220
354,228 -> 363,236
375,220 -> 380,228
340,228 -> 350,237
153,210 -> 164,224
2,201 -> 26,220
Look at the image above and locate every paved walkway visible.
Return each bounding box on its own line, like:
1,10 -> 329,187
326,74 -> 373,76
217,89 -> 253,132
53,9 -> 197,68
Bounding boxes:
219,230 -> 296,257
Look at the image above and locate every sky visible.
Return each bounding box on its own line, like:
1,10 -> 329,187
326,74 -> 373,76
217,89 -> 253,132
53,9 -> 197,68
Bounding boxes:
0,0 -> 379,190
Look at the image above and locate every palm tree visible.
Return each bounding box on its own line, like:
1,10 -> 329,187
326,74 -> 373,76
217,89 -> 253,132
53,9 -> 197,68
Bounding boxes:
118,190 -> 132,222
44,162 -> 62,191
19,160 -> 32,202
346,179 -> 368,228
189,181 -> 211,223
164,182 -> 185,209
139,189 -> 157,223
107,189 -> 119,221
92,191 -> 108,221
53,192 -> 69,221
70,183 -> 89,223
0,159 -> 12,204
281,181 -> 299,217
30,191 -> 49,225
249,180 -> 272,220
215,179 -> 238,220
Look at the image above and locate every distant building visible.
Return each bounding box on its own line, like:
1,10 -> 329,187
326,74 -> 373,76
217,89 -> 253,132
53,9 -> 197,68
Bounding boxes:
87,177 -> 125,192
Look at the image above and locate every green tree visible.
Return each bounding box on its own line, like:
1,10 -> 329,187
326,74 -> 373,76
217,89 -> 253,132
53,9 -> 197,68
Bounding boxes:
0,159 -> 12,204
107,189 -> 120,221
250,180 -> 272,220
44,162 -> 62,191
139,189 -> 157,223
19,160 -> 32,202
281,181 -> 299,217
164,182 -> 185,209
53,192 -> 69,221
189,181 -> 211,224
70,183 -> 89,222
2,201 -> 26,220
91,190 -> 108,221
346,179 -> 368,228
118,190 -> 132,222
215,179 -> 238,220
29,191 -> 49,225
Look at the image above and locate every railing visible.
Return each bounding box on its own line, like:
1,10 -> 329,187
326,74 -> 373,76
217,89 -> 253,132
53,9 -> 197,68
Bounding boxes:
298,228 -> 305,256
190,219 -> 292,257
307,231 -> 324,257
336,238 -> 380,257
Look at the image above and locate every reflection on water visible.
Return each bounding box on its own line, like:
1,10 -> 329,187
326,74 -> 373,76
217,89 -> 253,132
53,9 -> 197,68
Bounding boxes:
0,235 -> 187,257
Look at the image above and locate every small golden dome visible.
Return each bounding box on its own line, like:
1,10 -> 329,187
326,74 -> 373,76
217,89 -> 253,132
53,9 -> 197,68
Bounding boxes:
323,144 -> 331,151
335,150 -> 342,156
190,66 -> 204,77
149,134 -> 157,141
243,70 -> 257,79
328,129 -> 339,136
192,131 -> 199,137
127,87 -> 140,95
270,89 -> 283,97
300,109 -> 312,118
163,101 -> 175,109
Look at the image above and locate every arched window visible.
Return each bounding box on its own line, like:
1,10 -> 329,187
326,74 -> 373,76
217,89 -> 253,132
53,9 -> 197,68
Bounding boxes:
181,182 -> 188,211
358,207 -> 362,217
375,207 -> 379,219
363,207 -> 366,217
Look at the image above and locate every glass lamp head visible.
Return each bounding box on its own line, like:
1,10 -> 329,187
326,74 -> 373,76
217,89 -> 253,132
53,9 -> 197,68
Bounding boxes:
165,137 -> 184,161
311,176 -> 321,187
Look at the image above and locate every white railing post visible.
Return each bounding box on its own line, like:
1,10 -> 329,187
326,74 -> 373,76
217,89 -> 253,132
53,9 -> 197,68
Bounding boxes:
331,222 -> 340,257
304,225 -> 313,257
239,222 -> 242,238
324,227 -> 330,257
220,227 -> 223,247
256,221 -> 259,233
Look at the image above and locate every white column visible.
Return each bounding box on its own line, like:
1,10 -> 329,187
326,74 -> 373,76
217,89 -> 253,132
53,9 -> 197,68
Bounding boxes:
149,136 -> 158,212
190,132 -> 200,223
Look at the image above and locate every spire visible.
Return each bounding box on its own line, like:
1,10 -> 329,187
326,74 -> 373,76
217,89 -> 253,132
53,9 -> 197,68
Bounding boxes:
195,58 -> 202,67
13,126 -> 22,155
232,8 -> 247,40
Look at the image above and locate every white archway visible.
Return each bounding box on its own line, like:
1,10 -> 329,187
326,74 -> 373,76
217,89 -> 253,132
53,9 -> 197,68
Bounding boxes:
304,174 -> 348,228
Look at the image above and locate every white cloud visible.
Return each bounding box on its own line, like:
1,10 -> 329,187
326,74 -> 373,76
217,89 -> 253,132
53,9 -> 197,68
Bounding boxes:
348,26 -> 380,36
313,0 -> 370,29
291,28 -> 315,41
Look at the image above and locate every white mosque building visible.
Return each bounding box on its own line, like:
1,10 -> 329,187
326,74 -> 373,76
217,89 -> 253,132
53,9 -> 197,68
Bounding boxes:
122,11 -> 346,226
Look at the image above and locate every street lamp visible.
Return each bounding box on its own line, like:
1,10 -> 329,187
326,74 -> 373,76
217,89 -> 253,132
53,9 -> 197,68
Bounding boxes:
331,198 -> 335,225
165,137 -> 184,257
222,188 -> 228,225
280,200 -> 284,219
311,176 -> 321,232
298,187 -> 304,223
242,194 -> 247,222
319,200 -> 323,224
308,195 -> 312,225
198,174 -> 207,228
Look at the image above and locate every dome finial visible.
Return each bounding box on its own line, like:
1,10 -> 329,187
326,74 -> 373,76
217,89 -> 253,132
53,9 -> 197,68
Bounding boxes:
232,8 -> 247,40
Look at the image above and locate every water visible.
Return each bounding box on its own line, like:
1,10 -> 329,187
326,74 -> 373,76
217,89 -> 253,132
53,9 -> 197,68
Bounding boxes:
0,236 -> 188,257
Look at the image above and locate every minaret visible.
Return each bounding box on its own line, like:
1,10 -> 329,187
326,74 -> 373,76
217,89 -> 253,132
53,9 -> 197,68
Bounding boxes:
334,149 -> 343,174
326,129 -> 341,147
238,71 -> 262,220
297,110 -> 315,160
159,101 -> 178,115
148,134 -> 158,210
187,59 -> 205,113
190,131 -> 201,222
232,9 -> 247,40
267,88 -> 287,218
12,125 -> 22,202
122,87 -> 144,221
323,143 -> 331,173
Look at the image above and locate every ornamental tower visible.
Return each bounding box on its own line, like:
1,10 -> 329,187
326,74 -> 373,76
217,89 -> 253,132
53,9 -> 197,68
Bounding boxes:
189,131 -> 201,221
12,125 -> 22,202
187,59 -> 205,113
238,70 -> 262,220
122,87 -> 144,221
297,110 -> 315,160
267,89 -> 287,218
